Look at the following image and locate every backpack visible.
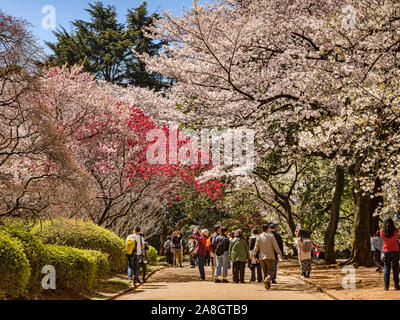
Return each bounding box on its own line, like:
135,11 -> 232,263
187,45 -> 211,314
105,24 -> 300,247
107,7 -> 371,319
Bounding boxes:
215,236 -> 225,256
125,235 -> 136,255
164,240 -> 171,253
249,236 -> 257,251
301,239 -> 313,252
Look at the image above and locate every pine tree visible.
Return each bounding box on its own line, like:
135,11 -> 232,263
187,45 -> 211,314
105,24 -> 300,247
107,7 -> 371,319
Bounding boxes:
124,2 -> 167,89
46,1 -> 166,88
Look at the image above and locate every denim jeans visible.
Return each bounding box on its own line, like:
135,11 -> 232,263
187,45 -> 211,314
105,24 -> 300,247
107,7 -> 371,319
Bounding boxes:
214,251 -> 229,277
196,254 -> 206,279
383,251 -> 400,289
127,254 -> 141,281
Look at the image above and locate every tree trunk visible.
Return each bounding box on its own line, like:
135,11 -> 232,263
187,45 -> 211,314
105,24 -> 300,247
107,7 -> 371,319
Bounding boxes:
324,166 -> 345,265
175,217 -> 194,231
346,165 -> 374,266
370,177 -> 383,234
159,212 -> 169,254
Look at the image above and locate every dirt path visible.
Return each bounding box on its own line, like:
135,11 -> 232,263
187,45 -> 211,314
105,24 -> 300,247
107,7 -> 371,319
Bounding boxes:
116,264 -> 331,300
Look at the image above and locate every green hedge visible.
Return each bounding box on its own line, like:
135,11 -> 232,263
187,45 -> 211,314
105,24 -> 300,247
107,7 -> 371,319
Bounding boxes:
1,226 -> 48,295
44,244 -> 109,293
147,245 -> 158,265
0,231 -> 30,299
86,249 -> 110,279
32,219 -> 125,272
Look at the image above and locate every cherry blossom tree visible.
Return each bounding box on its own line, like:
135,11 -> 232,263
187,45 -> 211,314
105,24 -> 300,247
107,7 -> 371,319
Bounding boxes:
141,0 -> 349,256
0,11 -> 93,222
297,0 -> 400,265
142,0 -> 399,265
33,65 -> 223,238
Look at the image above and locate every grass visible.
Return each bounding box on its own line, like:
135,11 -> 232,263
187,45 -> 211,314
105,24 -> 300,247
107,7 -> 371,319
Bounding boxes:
87,276 -> 131,300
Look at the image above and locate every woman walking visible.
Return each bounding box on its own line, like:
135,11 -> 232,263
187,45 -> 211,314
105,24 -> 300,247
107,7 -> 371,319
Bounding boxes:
380,218 -> 400,290
296,228 -> 313,278
193,227 -> 209,280
229,229 -> 250,283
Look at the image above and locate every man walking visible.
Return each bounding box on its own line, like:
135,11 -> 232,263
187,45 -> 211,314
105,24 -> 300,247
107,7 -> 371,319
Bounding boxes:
126,226 -> 145,285
171,230 -> 183,267
268,224 -> 284,283
253,223 -> 282,290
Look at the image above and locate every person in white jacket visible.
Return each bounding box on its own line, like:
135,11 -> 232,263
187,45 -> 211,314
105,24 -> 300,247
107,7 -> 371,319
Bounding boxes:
295,227 -> 313,278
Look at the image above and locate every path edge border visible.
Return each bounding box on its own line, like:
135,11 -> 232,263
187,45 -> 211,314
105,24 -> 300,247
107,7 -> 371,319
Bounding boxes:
280,270 -> 340,300
105,266 -> 168,301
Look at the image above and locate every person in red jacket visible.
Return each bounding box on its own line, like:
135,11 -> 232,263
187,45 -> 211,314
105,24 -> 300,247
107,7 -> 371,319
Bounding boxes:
380,218 -> 400,291
193,227 -> 209,280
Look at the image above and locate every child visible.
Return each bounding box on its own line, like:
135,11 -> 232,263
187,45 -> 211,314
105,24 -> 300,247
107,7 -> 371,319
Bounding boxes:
296,228 -> 313,278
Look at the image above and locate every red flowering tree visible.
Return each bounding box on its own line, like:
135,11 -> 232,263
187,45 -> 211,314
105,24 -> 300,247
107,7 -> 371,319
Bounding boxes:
35,66 -> 224,237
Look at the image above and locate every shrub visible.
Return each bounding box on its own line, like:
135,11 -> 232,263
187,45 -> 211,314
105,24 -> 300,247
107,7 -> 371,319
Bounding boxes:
1,226 -> 48,295
44,244 -> 103,293
0,231 -> 30,299
157,255 -> 166,263
32,219 -> 125,272
85,249 -> 110,279
147,245 -> 158,265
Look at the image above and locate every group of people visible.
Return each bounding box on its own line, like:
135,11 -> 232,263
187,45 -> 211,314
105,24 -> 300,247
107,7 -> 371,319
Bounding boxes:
162,223 -> 314,290
127,217 -> 400,291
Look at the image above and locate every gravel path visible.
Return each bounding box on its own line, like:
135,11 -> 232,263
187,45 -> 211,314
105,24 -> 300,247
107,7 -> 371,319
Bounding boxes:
116,264 -> 331,300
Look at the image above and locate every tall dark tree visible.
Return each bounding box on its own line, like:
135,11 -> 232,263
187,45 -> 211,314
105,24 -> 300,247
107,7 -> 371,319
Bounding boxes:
324,166 -> 345,265
46,1 -> 166,88
125,2 -> 167,89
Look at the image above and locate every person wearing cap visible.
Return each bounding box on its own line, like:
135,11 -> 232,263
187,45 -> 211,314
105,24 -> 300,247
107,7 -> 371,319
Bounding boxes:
268,223 -> 284,284
193,227 -> 209,280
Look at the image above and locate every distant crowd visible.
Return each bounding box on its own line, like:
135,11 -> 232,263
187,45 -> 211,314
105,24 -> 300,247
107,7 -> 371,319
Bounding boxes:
124,217 -> 400,291
162,223 -> 314,289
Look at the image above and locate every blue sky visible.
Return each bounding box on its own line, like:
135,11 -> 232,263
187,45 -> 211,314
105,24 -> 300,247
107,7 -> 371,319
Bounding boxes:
0,0 -> 203,50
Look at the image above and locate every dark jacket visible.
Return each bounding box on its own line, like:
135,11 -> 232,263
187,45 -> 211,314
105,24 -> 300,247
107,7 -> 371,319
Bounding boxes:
213,234 -> 230,254
171,233 -> 183,248
272,231 -> 284,259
